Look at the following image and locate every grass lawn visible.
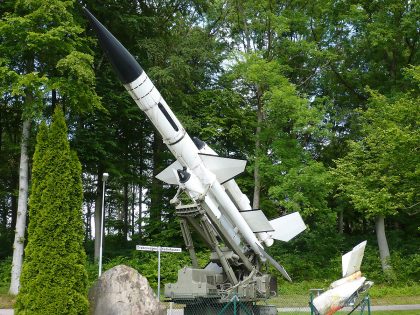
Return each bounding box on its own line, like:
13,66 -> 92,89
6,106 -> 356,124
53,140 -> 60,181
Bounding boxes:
272,280 -> 420,306
1,281 -> 419,312
369,312 -> 419,315
271,293 -> 420,307
277,312 -> 419,315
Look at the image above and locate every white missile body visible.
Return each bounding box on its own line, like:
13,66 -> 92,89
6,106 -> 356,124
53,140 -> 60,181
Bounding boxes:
125,71 -> 267,257
84,8 -> 306,281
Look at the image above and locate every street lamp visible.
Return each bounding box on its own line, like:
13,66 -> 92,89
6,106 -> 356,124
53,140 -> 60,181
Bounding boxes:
98,172 -> 109,277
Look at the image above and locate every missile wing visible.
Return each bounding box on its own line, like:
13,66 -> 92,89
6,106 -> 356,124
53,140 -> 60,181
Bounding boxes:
156,155 -> 247,185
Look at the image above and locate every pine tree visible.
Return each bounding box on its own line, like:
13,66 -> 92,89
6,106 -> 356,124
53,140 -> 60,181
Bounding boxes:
15,108 -> 88,315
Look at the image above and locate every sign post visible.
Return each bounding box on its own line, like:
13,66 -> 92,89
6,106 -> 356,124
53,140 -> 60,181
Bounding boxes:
136,245 -> 182,300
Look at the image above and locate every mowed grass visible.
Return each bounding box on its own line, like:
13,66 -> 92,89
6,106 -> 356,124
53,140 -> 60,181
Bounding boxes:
271,293 -> 420,307
369,312 -> 419,315
272,280 -> 420,307
1,281 -> 419,311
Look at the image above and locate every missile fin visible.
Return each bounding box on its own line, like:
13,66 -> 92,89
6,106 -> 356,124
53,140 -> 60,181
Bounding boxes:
258,244 -> 292,282
342,241 -> 367,277
198,153 -> 246,184
83,7 -> 143,84
269,212 -> 306,242
156,161 -> 183,185
156,155 -> 247,185
240,210 -> 274,233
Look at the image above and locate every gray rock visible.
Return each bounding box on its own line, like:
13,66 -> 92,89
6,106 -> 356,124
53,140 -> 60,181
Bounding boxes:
89,265 -> 165,315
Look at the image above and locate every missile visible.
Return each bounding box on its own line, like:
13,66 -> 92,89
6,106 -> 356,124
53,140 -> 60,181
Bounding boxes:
83,8 -> 304,281
312,241 -> 373,315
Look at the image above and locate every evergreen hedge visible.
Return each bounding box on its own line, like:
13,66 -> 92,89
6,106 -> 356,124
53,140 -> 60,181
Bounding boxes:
15,108 -> 88,314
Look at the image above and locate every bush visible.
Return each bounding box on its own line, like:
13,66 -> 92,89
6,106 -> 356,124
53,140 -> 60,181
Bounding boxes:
15,110 -> 88,315
0,257 -> 11,293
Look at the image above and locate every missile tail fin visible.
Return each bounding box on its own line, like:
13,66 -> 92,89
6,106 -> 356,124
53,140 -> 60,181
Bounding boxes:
198,154 -> 247,184
269,212 -> 306,242
240,210 -> 274,233
258,244 -> 292,282
156,161 -> 183,185
342,241 -> 367,277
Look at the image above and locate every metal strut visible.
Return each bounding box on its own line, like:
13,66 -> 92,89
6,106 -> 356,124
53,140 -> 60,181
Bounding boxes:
175,201 -> 238,284
179,218 -> 198,268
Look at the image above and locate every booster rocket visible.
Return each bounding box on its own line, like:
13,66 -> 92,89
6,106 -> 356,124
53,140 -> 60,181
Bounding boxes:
84,8 -> 306,282
312,241 -> 373,315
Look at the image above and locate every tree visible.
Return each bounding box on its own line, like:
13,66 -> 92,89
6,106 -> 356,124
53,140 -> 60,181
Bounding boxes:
0,0 -> 100,293
0,63 -> 22,257
332,67 -> 419,274
15,108 -> 88,315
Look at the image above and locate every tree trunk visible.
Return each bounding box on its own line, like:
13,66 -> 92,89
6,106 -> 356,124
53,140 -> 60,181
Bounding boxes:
86,201 -> 92,241
338,210 -> 344,234
123,181 -> 129,241
375,215 -> 392,273
10,178 -> 18,238
138,184 -> 143,238
138,125 -> 144,238
131,185 -> 135,237
94,172 -> 103,261
9,118 -> 31,295
150,131 -> 163,222
252,87 -> 263,209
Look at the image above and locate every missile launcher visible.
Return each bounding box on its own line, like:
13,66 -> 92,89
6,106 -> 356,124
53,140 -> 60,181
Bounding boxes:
84,8 -> 307,308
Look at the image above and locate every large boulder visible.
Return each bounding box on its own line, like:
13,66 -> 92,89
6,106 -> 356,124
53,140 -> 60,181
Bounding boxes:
89,264 -> 165,315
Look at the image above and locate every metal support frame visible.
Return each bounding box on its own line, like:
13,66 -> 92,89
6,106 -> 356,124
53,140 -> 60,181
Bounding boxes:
180,218 -> 198,268
175,203 -> 238,285
175,201 -> 246,285
203,204 -> 254,272
169,190 -> 272,302
199,215 -> 239,284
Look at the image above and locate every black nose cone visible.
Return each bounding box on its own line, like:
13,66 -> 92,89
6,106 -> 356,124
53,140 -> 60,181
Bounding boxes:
83,7 -> 143,84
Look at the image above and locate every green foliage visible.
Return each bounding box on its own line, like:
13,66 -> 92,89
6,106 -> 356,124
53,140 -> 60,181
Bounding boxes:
332,76 -> 419,219
370,282 -> 420,299
268,161 -> 334,222
0,0 -> 101,117
15,108 -> 88,315
55,51 -> 102,112
100,250 -> 210,289
0,258 -> 12,292
227,53 -> 333,222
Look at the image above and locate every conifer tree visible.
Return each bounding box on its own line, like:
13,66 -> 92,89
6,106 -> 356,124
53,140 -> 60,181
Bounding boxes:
15,108 -> 88,315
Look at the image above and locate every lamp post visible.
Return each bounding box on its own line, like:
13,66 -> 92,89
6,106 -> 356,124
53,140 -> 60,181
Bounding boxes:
98,172 -> 109,277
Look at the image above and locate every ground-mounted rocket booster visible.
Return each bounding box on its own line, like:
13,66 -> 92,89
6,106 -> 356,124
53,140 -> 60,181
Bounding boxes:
312,241 -> 373,315
84,8 -> 305,282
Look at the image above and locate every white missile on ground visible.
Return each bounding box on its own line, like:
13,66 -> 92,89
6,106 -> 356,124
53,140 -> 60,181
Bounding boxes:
83,8 -> 306,282
312,241 -> 373,315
